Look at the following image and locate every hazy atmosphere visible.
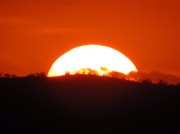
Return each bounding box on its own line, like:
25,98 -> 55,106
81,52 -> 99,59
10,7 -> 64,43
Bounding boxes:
0,0 -> 180,81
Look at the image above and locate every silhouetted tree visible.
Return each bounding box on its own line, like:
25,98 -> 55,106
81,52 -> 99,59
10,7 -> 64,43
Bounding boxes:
0,73 -> 17,78
35,72 -> 46,77
26,72 -> 46,78
65,71 -> 71,75
158,79 -> 168,86
74,68 -> 98,75
107,71 -> 125,79
141,79 -> 152,84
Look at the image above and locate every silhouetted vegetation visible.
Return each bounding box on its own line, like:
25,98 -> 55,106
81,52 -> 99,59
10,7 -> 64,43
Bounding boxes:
0,73 -> 17,78
0,74 -> 180,133
25,72 -> 46,78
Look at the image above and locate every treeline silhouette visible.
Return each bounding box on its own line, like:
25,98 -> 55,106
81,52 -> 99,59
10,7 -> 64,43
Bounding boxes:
0,74 -> 180,133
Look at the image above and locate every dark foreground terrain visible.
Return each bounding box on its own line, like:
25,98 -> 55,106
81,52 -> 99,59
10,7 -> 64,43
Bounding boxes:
0,75 -> 180,133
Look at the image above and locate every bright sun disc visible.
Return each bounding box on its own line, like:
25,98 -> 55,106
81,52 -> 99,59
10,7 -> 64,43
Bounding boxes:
48,44 -> 138,77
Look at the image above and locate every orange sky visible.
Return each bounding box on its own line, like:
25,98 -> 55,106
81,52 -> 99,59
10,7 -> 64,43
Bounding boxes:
0,0 -> 180,78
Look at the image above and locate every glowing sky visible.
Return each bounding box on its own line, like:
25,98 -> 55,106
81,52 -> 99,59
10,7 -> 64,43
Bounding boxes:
0,0 -> 180,79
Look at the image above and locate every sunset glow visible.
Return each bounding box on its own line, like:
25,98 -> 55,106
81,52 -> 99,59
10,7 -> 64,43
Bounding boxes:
48,44 -> 138,77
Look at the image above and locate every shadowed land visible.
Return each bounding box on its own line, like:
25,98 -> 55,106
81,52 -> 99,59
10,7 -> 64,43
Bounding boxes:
0,75 -> 180,133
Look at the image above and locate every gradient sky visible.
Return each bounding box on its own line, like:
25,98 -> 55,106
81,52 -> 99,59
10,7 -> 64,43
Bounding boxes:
0,0 -> 180,77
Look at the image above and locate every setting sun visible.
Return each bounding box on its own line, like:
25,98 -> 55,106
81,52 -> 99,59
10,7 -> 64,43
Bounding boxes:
48,44 -> 138,77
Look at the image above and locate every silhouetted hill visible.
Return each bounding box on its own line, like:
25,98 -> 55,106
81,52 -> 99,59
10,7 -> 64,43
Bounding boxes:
0,75 -> 180,133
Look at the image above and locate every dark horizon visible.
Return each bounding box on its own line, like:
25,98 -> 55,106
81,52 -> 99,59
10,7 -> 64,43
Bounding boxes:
0,74 -> 180,133
1,71 -> 180,85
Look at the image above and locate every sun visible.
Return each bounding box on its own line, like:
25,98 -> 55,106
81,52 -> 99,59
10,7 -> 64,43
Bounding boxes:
48,44 -> 138,77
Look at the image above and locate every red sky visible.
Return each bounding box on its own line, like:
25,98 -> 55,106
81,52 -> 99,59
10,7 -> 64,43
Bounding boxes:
0,0 -> 180,79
